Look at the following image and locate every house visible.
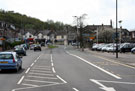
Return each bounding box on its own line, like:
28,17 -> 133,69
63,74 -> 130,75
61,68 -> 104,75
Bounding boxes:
129,30 -> 135,42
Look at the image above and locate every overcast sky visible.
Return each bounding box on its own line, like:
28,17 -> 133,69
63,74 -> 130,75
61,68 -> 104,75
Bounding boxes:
0,0 -> 135,30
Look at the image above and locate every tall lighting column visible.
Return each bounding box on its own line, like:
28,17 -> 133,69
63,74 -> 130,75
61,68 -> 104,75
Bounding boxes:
116,0 -> 118,58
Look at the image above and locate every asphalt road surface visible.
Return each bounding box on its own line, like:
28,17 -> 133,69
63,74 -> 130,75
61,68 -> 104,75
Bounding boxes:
0,45 -> 135,91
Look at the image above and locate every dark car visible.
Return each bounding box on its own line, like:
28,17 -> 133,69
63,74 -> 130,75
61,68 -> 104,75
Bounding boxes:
40,42 -> 45,46
34,45 -> 41,51
14,47 -> 26,56
119,43 -> 135,53
131,47 -> 135,54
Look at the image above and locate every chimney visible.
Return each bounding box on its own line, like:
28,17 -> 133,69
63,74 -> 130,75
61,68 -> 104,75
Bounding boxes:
110,19 -> 112,28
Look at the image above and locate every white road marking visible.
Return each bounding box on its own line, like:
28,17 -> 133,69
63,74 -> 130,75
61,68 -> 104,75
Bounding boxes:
28,75 -> 58,79
66,51 -> 122,79
95,79 -> 135,85
22,83 -> 38,87
52,67 -> 56,73
51,54 -> 53,63
90,79 -> 116,91
12,83 -> 62,91
36,54 -> 42,60
25,79 -> 59,84
96,56 -> 135,69
25,67 -> 31,74
30,70 -> 52,73
56,75 -> 67,83
29,72 -> 54,76
34,60 -> 37,63
51,62 -> 54,67
32,68 -> 51,70
17,76 -> 25,84
30,63 -> 34,67
33,67 -> 51,69
73,88 -> 79,91
34,66 -> 51,68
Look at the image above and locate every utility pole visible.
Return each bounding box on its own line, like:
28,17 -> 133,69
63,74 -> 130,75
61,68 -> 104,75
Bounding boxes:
73,16 -> 79,48
73,14 -> 87,51
116,0 -> 118,58
96,27 -> 99,44
119,20 -> 122,43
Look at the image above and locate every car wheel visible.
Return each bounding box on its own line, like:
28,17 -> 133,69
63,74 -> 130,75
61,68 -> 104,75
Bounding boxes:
15,67 -> 19,72
24,53 -> 26,56
20,65 -> 22,70
132,51 -> 135,54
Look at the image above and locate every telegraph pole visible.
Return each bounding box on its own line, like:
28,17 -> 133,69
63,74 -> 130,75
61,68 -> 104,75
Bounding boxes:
116,0 -> 118,58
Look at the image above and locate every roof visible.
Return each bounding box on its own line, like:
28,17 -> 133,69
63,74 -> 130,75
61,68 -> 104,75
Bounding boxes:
0,52 -> 16,55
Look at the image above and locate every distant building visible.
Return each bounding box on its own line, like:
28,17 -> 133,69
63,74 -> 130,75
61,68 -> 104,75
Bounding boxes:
129,30 -> 135,42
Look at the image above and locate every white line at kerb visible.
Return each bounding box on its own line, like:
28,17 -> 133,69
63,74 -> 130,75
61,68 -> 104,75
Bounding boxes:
17,76 -> 25,84
66,51 -> 122,79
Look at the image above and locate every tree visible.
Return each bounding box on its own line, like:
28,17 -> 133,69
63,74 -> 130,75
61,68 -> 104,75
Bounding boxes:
98,27 -> 115,43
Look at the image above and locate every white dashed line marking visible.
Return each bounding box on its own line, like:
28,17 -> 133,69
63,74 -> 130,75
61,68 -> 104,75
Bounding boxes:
25,67 -> 31,74
52,67 -> 56,73
30,63 -> 34,67
73,88 -> 79,91
56,75 -> 67,83
17,76 -> 25,84
34,60 -> 37,63
51,62 -> 54,67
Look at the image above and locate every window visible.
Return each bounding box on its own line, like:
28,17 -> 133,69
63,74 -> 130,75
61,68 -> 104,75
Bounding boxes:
0,54 -> 13,59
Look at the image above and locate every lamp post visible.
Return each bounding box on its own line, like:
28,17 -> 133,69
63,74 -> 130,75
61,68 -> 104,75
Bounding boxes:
116,0 -> 118,58
73,16 -> 79,48
73,14 -> 87,51
119,20 -> 122,43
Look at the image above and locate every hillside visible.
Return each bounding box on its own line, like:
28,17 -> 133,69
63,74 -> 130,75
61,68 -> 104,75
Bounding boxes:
0,9 -> 66,30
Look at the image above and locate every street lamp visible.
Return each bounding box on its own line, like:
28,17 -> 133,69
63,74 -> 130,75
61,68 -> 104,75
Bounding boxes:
73,16 -> 79,48
116,0 -> 118,58
73,14 -> 87,51
119,20 -> 122,43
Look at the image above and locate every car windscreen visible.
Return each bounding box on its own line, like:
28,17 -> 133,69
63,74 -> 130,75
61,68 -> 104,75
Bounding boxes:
0,54 -> 13,59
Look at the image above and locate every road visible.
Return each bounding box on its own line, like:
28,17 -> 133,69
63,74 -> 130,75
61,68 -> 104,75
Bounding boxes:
0,45 -> 135,91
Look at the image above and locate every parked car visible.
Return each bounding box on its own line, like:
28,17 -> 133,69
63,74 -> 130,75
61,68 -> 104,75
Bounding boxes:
20,44 -> 29,50
34,45 -> 41,51
71,42 -> 80,46
119,43 -> 135,53
96,44 -> 105,51
131,47 -> 135,54
0,52 -> 22,72
30,44 -> 36,50
14,47 -> 26,56
92,44 -> 99,51
40,42 -> 45,46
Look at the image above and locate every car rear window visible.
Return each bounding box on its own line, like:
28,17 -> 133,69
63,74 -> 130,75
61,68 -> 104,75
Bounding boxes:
0,54 -> 13,59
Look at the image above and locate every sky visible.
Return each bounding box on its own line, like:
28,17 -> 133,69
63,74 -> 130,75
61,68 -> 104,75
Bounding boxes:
0,0 -> 135,30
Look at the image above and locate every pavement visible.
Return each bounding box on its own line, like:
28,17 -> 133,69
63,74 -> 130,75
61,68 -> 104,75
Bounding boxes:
83,48 -> 135,67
